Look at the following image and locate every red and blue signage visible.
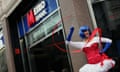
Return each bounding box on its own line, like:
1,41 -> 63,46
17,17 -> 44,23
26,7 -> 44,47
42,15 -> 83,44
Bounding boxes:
27,10 -> 36,28
18,0 -> 58,37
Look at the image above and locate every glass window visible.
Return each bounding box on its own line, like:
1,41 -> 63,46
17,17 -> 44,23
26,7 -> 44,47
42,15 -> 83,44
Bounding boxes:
29,30 -> 71,72
27,11 -> 62,46
27,8 -> 72,72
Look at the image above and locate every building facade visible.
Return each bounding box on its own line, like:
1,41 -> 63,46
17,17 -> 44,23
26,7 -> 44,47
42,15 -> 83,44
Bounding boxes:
1,0 -> 120,72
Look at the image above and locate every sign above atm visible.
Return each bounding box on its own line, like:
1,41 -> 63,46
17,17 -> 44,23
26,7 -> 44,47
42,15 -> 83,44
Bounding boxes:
33,0 -> 48,22
26,0 -> 58,28
18,0 -> 58,38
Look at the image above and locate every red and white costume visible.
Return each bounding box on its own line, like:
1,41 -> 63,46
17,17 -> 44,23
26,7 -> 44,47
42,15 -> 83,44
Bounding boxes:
67,36 -> 115,72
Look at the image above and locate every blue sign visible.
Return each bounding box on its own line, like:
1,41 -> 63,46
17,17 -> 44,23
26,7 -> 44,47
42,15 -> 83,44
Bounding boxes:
18,0 -> 58,36
23,15 -> 29,33
33,0 -> 58,23
46,0 -> 58,13
18,20 -> 24,37
33,0 -> 48,22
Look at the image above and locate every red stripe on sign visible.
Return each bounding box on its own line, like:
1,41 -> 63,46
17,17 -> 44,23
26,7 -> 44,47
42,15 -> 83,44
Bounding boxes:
27,10 -> 36,27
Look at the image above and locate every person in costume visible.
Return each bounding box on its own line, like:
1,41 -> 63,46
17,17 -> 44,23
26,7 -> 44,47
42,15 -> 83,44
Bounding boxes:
66,25 -> 115,72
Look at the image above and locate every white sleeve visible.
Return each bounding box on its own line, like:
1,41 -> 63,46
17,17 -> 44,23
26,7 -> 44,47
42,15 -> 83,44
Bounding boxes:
66,41 -> 85,49
94,37 -> 112,43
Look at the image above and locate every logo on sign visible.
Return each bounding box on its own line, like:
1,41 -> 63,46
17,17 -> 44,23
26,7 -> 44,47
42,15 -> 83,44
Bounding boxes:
27,10 -> 36,27
33,1 -> 48,22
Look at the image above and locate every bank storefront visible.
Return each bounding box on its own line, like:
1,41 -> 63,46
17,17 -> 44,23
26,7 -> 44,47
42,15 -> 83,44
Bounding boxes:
17,0 -> 72,72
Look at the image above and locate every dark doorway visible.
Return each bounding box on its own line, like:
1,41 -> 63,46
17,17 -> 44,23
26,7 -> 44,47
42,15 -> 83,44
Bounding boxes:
29,30 -> 72,72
